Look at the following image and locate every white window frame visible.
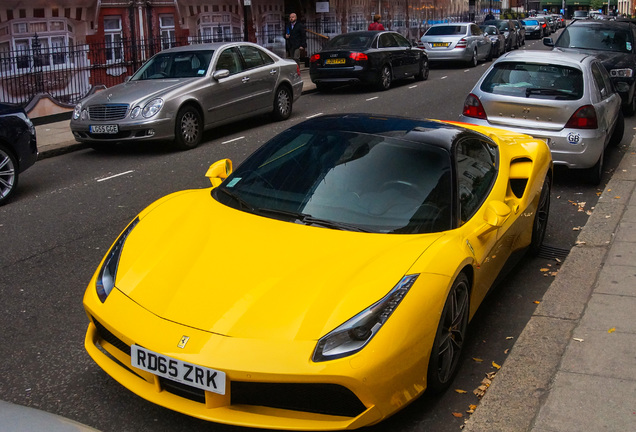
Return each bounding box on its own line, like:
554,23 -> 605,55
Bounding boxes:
104,16 -> 123,64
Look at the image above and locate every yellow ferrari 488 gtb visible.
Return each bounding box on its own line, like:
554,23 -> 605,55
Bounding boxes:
83,114 -> 552,430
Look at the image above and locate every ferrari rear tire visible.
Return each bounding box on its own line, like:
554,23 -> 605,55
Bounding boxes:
377,65 -> 392,91
174,105 -> 202,150
529,174 -> 551,255
0,145 -> 18,206
427,272 -> 470,394
272,85 -> 292,121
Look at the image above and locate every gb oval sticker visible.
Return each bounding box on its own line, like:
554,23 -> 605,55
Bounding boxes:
567,132 -> 581,145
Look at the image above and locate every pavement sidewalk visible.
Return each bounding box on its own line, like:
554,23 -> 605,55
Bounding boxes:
32,64 -> 636,432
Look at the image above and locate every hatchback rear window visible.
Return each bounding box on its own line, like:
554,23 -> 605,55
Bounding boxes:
425,25 -> 467,36
480,62 -> 583,100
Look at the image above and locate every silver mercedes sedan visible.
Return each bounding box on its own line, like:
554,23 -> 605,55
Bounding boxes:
459,50 -> 623,184
420,22 -> 492,67
70,42 -> 303,150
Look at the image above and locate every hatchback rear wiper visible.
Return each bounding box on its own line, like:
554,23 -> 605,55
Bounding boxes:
525,87 -> 573,97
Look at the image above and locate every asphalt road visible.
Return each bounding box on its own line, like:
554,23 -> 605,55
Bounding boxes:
1,34 -> 632,432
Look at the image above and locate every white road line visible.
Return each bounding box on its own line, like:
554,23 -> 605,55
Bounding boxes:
441,76 -> 448,79
306,112 -> 324,119
409,85 -> 418,89
222,136 -> 245,144
366,96 -> 379,101
97,170 -> 134,182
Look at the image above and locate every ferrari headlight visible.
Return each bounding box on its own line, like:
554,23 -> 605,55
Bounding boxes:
95,217 -> 139,303
312,274 -> 419,362
142,98 -> 163,118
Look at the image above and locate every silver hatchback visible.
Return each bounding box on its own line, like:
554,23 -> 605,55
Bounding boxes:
459,50 -> 623,184
420,22 -> 492,66
71,42 -> 303,150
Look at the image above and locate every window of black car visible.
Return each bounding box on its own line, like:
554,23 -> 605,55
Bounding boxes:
326,34 -> 372,49
394,33 -> 412,47
480,62 -> 583,100
216,48 -> 243,75
481,26 -> 497,35
238,45 -> 274,69
214,129 -> 453,234
456,138 -> 498,223
379,33 -> 399,48
591,62 -> 613,99
425,25 -> 467,36
133,51 -> 214,79
556,26 -> 633,53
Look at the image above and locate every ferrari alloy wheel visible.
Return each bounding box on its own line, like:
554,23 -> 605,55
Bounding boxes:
427,273 -> 470,393
378,65 -> 392,91
529,174 -> 551,255
174,105 -> 202,150
273,86 -> 292,121
0,145 -> 18,205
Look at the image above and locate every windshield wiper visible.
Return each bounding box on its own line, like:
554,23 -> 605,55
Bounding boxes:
525,87 -> 573,97
215,188 -> 256,212
256,208 -> 371,232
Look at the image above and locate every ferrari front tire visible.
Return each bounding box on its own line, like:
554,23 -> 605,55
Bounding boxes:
427,272 -> 470,394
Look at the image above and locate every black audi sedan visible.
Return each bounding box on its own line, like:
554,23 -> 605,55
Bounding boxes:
544,19 -> 636,115
0,103 -> 38,205
309,31 -> 429,91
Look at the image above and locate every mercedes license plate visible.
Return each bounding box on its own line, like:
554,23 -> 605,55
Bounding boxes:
130,345 -> 226,394
431,42 -> 450,48
90,124 -> 119,134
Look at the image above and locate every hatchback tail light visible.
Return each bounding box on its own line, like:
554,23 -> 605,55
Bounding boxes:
350,52 -> 369,61
456,38 -> 468,48
462,93 -> 487,119
296,64 -> 301,76
310,54 -> 321,63
565,105 -> 598,129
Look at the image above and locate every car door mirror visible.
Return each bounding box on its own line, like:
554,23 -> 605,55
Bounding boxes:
543,37 -> 554,47
206,159 -> 233,187
477,200 -> 511,237
213,69 -> 230,80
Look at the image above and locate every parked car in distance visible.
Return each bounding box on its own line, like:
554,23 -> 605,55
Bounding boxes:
479,24 -> 506,58
70,42 -> 303,151
484,19 -> 519,51
521,18 -> 546,39
544,19 -> 636,114
459,50 -> 623,184
513,19 -> 526,45
0,103 -> 38,205
309,31 -> 428,91
83,112 -> 552,431
420,22 -> 492,66
572,10 -> 590,20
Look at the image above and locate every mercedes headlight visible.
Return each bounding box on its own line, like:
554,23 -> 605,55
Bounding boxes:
142,98 -> 163,118
312,274 -> 419,362
73,103 -> 82,120
95,217 -> 139,302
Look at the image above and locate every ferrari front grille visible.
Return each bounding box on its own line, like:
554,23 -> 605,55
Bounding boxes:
88,104 -> 129,121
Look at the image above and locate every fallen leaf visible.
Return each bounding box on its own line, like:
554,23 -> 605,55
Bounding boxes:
540,268 -> 550,272
614,196 -> 621,199
452,412 -> 464,418
504,348 -> 510,354
608,327 -> 616,333
506,336 -> 514,340
469,404 -> 477,410
455,389 -> 467,394
492,361 -> 501,369
573,226 -> 582,231
534,300 -> 541,304
472,357 -> 483,362
573,338 -> 584,342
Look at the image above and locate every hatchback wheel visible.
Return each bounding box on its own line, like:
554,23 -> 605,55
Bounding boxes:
174,105 -> 202,150
377,65 -> 392,90
586,151 -> 604,185
609,111 -> 624,146
0,145 -> 18,205
273,86 -> 292,120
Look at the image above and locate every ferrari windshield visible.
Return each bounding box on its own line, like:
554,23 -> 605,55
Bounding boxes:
131,50 -> 214,80
214,129 -> 452,234
556,26 -> 633,53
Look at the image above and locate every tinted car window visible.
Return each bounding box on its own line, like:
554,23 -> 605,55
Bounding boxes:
394,33 -> 411,47
133,51 -> 213,80
379,33 -> 399,48
481,25 -> 498,35
425,25 -> 467,36
325,34 -> 372,49
480,62 -> 583,99
456,138 -> 497,223
216,48 -> 243,75
238,45 -> 274,69
591,62 -> 613,98
215,129 -> 453,234
556,25 -> 633,53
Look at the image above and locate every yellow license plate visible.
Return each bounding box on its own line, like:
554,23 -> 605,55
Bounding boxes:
431,42 -> 450,47
326,58 -> 346,65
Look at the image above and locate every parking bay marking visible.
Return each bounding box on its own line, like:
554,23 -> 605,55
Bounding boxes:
222,136 -> 245,144
97,170 -> 134,182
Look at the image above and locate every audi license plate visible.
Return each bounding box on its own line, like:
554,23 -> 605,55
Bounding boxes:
326,58 -> 346,65
431,42 -> 450,47
90,124 -> 119,134
130,345 -> 226,394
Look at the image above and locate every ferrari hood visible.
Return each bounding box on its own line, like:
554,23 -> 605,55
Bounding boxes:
113,190 -> 445,341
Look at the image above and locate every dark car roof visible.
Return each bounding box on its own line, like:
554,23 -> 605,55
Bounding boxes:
567,18 -> 635,29
287,113 -> 484,152
0,102 -> 25,116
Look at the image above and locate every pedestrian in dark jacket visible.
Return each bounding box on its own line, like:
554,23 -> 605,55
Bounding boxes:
368,14 -> 385,31
285,13 -> 306,64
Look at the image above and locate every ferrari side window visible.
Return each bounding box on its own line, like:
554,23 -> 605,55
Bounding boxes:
456,138 -> 497,223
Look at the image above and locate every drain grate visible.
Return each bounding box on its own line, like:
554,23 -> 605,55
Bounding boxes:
537,244 -> 570,260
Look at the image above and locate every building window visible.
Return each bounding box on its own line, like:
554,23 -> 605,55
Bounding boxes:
104,16 -> 123,63
159,14 -> 176,49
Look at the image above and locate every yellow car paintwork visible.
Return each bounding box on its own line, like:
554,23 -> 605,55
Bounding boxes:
83,120 -> 552,430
